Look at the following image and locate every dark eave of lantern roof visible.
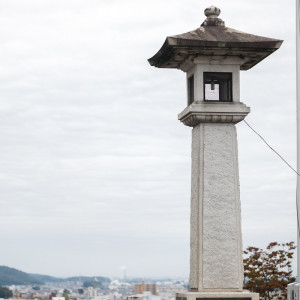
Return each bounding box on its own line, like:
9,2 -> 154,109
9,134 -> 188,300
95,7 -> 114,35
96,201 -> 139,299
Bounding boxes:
148,6 -> 283,71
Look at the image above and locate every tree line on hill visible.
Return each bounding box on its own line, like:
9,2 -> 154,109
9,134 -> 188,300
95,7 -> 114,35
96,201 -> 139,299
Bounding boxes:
0,266 -> 110,286
0,287 -> 13,299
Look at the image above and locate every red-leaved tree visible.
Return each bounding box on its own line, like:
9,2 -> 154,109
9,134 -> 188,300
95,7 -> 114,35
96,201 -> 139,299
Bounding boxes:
243,242 -> 296,300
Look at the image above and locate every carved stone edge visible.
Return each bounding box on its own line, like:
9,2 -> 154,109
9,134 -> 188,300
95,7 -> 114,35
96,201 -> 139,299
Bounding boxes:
180,113 -> 248,126
175,292 -> 259,300
178,102 -> 250,127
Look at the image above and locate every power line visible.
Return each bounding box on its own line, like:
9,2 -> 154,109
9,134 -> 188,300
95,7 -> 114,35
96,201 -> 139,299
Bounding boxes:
243,119 -> 300,177
243,119 -> 300,243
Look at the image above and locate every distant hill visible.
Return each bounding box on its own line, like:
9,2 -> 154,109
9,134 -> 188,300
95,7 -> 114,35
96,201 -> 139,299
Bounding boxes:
0,266 -> 42,286
30,274 -> 64,283
0,266 -> 111,286
31,275 -> 111,284
30,275 -> 111,284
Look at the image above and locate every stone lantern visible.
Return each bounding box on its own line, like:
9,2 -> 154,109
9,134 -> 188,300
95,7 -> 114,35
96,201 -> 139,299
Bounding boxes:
148,6 -> 282,300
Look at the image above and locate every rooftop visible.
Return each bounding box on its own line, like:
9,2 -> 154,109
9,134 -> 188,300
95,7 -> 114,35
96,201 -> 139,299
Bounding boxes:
148,5 -> 283,71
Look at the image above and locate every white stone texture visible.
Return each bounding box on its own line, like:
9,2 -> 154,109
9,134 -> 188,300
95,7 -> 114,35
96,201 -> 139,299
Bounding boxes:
176,292 -> 259,300
178,101 -> 250,127
204,6 -> 221,18
190,123 -> 243,292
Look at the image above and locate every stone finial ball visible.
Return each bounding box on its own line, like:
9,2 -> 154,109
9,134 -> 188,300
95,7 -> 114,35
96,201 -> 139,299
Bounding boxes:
204,6 -> 221,18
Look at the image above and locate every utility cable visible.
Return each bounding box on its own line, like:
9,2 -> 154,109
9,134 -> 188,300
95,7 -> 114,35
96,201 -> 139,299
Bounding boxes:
243,119 -> 300,244
243,119 -> 300,177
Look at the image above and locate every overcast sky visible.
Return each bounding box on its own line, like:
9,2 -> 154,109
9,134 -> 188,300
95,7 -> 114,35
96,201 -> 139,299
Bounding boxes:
0,0 -> 297,279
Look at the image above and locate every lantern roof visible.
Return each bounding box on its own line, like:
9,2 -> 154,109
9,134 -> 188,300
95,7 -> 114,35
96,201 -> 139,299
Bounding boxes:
148,6 -> 283,71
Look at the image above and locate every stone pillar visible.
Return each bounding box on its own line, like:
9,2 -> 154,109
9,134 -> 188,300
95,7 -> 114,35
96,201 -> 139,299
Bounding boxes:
177,100 -> 253,299
189,123 -> 243,292
148,4 -> 281,299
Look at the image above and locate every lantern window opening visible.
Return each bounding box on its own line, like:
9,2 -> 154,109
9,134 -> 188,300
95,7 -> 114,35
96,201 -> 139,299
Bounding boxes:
204,72 -> 232,102
188,74 -> 194,105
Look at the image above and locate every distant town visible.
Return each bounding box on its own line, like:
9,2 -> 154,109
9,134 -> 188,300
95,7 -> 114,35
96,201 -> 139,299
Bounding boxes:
0,266 -> 188,300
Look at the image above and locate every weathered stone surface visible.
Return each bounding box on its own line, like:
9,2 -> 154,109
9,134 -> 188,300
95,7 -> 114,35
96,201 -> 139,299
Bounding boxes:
190,123 -> 243,291
178,101 -> 250,127
176,292 -> 259,300
190,124 -> 202,290
148,7 -> 282,71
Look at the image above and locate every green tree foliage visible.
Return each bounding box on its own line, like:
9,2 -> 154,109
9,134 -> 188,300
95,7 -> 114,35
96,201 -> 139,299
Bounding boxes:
63,289 -> 70,300
0,266 -> 42,285
0,286 -> 13,299
78,289 -> 84,295
63,293 -> 69,300
243,242 -> 296,300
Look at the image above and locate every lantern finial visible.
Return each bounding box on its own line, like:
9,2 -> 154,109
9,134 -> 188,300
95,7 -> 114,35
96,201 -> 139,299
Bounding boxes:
204,5 -> 221,18
202,5 -> 224,26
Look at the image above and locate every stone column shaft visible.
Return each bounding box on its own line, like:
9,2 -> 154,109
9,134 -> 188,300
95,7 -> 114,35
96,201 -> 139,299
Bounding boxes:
189,123 -> 243,292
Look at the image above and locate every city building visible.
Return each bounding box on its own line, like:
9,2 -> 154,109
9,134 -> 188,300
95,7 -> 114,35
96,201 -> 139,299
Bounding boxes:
135,281 -> 158,296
